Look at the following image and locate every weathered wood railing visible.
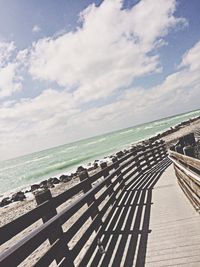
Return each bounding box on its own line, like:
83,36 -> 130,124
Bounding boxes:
0,140 -> 167,267
169,150 -> 200,211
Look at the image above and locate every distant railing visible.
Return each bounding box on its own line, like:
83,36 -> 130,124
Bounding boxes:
169,150 -> 200,211
0,140 -> 167,267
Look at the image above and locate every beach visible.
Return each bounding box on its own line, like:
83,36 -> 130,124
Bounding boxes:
0,116 -> 200,227
0,116 -> 200,266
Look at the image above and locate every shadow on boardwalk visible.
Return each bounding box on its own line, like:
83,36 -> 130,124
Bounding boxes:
80,157 -> 172,267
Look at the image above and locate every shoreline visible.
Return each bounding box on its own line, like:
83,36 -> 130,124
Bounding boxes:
0,115 -> 200,265
0,115 -> 200,226
1,115 -> 200,200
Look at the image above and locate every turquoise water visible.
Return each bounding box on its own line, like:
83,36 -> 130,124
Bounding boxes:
0,109 -> 200,194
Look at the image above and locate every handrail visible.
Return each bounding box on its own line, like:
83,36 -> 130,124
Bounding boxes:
169,149 -> 200,211
169,150 -> 200,172
0,140 -> 167,266
0,141 -> 166,244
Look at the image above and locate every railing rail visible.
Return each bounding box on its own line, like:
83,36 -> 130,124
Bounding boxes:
169,150 -> 200,211
0,140 -> 167,267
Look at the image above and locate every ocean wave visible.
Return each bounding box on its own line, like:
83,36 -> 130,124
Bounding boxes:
58,146 -> 78,154
84,138 -> 106,146
0,155 -> 52,173
119,129 -> 134,135
143,125 -> 154,130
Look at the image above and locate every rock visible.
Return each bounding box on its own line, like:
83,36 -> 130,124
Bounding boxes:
112,157 -> 118,163
11,191 -> 26,202
31,184 -> 40,192
76,166 -> 86,173
79,170 -> 89,181
25,189 -> 31,193
70,173 -> 77,178
60,174 -> 72,183
93,162 -> 98,169
116,151 -> 124,158
123,149 -> 129,154
39,180 -> 48,189
87,166 -> 94,172
48,177 -> 60,185
0,197 -> 12,207
47,183 -> 55,188
100,162 -> 107,169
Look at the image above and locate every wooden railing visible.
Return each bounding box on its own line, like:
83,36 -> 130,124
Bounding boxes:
0,140 -> 167,267
169,150 -> 200,212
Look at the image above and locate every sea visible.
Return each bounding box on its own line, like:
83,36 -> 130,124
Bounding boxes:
0,109 -> 200,195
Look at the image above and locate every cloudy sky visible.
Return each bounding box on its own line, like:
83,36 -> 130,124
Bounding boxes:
0,0 -> 200,160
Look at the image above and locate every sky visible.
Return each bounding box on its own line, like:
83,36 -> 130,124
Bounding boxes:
0,0 -> 200,160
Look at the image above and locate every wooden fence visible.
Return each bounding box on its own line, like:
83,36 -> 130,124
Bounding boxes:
0,140 -> 167,267
169,150 -> 200,211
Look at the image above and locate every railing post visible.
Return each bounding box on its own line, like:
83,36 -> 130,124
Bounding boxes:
112,156 -> 119,169
35,189 -> 71,265
134,151 -> 142,174
156,140 -> 162,162
153,141 -> 159,164
144,146 -> 151,170
112,156 -> 121,177
79,170 -> 98,219
160,140 -> 167,159
100,162 -> 109,182
111,157 -> 124,197
148,142 -> 154,167
100,162 -> 114,196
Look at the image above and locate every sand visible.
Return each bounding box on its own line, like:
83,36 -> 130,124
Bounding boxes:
0,117 -> 200,266
162,118 -> 200,146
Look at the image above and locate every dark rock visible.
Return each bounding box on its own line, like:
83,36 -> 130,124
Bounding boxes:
31,184 -> 40,192
0,197 -> 12,207
123,149 -> 129,154
87,167 -> 94,172
79,170 -> 89,181
93,162 -> 98,169
11,191 -> 26,202
87,162 -> 99,172
100,162 -> 107,169
25,190 -> 31,193
39,180 -> 48,189
116,151 -> 124,158
48,177 -> 60,185
47,183 -> 55,188
70,173 -> 77,178
112,157 -> 118,163
76,166 -> 86,173
60,174 -> 72,183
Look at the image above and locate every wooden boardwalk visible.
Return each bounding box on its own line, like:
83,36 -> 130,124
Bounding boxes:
1,142 -> 199,266
83,158 -> 200,267
145,160 -> 200,267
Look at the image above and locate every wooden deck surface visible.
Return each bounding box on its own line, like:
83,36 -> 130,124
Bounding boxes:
145,160 -> 200,267
84,158 -> 200,267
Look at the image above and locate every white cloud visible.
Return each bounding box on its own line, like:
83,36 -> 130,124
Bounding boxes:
32,25 -> 41,33
0,88 -> 79,159
0,41 -> 15,67
1,0 -> 199,160
2,39 -> 200,160
77,40 -> 200,130
0,41 -> 24,99
29,0 -> 186,102
179,41 -> 200,71
0,63 -> 22,98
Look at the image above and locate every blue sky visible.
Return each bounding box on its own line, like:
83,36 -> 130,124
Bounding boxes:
0,0 -> 200,160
